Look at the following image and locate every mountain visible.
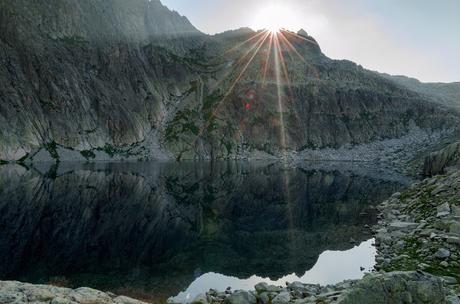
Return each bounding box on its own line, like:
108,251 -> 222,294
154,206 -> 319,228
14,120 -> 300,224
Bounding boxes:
382,74 -> 460,110
0,0 -> 458,162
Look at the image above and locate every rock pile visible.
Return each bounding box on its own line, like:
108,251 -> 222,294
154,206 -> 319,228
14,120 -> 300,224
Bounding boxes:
178,272 -> 457,304
374,172 -> 460,284
0,281 -> 147,304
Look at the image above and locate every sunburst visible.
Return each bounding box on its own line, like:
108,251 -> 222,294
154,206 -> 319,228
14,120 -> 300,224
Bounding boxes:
180,11 -> 318,159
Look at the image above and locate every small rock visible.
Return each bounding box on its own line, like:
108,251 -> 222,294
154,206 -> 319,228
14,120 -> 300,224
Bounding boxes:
225,291 -> 257,304
440,261 -> 449,267
450,222 -> 460,235
446,236 -> 460,245
437,202 -> 451,217
254,283 -> 269,293
388,221 -> 418,231
434,248 -> 451,259
192,293 -> 208,304
50,298 -> 72,304
272,291 -> 291,304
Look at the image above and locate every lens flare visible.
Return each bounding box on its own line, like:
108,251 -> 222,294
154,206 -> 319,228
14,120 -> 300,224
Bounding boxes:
177,22 -> 318,162
252,4 -> 294,33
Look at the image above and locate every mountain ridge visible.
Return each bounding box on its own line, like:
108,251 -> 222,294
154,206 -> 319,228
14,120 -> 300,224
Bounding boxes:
0,0 -> 458,162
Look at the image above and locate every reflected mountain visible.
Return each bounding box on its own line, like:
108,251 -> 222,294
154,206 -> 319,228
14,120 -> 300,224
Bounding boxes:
0,162 -> 408,301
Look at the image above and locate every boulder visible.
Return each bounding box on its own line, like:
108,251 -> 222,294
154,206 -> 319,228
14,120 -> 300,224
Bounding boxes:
225,291 -> 257,304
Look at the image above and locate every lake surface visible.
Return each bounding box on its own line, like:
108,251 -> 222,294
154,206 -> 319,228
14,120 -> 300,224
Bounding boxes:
0,161 -> 409,302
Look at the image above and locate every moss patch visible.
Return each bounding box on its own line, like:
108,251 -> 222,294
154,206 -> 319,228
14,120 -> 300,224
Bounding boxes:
80,150 -> 96,160
45,142 -> 59,161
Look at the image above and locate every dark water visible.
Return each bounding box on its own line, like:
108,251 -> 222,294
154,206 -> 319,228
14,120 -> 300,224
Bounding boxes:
0,161 -> 408,302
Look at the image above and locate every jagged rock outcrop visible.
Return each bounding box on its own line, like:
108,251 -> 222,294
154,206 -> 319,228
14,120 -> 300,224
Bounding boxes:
0,281 -> 148,304
0,0 -> 459,162
423,141 -> 460,176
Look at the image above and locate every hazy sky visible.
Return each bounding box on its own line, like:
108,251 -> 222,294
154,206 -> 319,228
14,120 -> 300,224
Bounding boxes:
161,0 -> 460,83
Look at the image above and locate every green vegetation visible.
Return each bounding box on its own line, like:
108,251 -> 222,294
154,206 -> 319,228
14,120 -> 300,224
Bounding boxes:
84,128 -> 97,134
382,178 -> 460,283
80,150 -> 96,160
94,143 -> 140,159
17,153 -> 29,163
203,91 -> 223,111
165,109 -> 200,142
45,163 -> 58,180
0,160 -> 8,165
57,35 -> 88,46
45,141 -> 59,161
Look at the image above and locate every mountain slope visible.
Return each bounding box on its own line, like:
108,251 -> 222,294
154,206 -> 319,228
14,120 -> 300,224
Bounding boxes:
0,1 -> 458,162
0,0 -> 208,160
382,74 -> 460,110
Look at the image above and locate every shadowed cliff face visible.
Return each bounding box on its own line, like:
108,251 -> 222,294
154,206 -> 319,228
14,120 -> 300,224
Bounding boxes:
0,162 -> 407,300
0,0 -> 458,161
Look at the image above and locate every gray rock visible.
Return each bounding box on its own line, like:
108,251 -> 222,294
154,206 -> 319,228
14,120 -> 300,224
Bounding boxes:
388,221 -> 418,231
446,236 -> 460,245
337,272 -> 447,304
450,222 -> 460,235
225,291 -> 257,304
254,283 -> 269,293
192,293 -> 209,304
434,248 -> 451,259
437,202 -> 451,217
0,281 -> 148,304
258,292 -> 270,304
114,296 -> 146,304
271,291 -> 291,304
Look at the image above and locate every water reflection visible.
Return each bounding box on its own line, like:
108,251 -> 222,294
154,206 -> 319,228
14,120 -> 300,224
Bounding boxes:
174,239 -> 376,302
0,161 -> 408,302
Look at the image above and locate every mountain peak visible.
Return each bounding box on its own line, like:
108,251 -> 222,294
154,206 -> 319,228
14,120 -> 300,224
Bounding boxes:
297,29 -> 309,38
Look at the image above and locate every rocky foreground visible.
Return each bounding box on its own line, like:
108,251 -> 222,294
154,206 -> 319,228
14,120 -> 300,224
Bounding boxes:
374,171 -> 460,287
0,281 -> 148,304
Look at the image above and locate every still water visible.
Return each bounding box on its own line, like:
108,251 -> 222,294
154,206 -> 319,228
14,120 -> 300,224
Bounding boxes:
0,161 -> 408,302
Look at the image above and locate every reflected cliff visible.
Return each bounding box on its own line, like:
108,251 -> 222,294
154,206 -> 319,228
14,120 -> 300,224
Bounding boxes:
0,161 -> 408,301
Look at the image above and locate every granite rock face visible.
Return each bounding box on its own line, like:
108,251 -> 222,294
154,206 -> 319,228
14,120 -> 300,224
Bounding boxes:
423,141 -> 460,176
0,0 -> 459,162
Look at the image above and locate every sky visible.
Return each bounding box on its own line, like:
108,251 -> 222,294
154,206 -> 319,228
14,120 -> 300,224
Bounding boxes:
161,0 -> 460,83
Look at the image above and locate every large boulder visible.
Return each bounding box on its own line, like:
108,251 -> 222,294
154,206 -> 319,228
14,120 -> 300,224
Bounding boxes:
337,272 -> 449,304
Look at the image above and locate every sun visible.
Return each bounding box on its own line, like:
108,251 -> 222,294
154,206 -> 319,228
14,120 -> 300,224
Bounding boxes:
252,4 -> 294,33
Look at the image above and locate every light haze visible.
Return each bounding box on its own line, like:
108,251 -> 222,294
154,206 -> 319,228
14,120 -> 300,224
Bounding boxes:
161,0 -> 460,83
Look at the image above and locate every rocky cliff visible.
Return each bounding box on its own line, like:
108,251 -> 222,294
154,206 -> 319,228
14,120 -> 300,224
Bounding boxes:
0,0 -> 459,162
423,141 -> 460,176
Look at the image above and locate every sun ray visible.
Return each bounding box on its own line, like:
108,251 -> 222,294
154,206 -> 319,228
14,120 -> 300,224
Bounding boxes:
224,30 -> 268,54
273,33 -> 288,153
261,33 -> 274,87
213,30 -> 270,89
282,29 -> 320,46
280,30 -> 321,80
189,30 -> 271,145
279,31 -> 307,64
